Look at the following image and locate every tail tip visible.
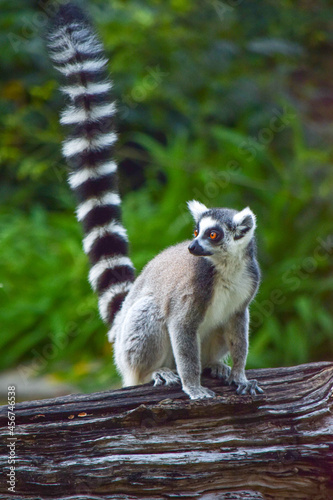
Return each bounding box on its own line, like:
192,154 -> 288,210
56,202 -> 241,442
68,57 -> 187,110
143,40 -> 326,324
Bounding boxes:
48,2 -> 90,33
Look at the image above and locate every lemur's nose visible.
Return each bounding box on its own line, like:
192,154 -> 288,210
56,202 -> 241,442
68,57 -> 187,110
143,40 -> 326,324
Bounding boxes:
188,241 -> 196,254
188,240 -> 202,255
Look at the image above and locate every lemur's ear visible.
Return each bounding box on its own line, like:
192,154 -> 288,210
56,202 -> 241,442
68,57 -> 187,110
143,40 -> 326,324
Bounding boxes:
233,207 -> 256,241
187,200 -> 208,223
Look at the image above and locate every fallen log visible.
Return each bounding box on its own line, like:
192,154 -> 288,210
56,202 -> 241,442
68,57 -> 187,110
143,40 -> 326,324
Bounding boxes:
0,361 -> 332,499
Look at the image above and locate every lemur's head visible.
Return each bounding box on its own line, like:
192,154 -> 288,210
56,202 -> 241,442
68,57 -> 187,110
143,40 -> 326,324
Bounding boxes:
187,200 -> 256,259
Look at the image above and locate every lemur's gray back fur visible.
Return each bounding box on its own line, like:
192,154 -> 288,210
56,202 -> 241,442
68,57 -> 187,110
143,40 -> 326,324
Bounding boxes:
47,4 -> 135,325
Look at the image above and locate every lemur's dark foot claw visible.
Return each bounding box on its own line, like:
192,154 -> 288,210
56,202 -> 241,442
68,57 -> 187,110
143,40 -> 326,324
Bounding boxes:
152,368 -> 181,387
205,362 -> 231,381
235,379 -> 263,395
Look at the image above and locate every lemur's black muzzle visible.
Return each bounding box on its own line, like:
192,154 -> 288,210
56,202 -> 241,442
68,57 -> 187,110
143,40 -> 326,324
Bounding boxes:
188,240 -> 212,256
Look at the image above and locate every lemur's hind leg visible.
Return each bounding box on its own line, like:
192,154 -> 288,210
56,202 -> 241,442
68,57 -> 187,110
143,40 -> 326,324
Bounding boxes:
201,327 -> 231,382
114,297 -> 171,386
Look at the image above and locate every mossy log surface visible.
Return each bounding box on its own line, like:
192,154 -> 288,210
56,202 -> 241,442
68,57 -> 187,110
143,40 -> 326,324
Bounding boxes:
0,362 -> 333,499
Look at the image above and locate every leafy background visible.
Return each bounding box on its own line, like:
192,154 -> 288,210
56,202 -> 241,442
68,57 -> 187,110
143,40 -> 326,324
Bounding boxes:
1,0 -> 333,395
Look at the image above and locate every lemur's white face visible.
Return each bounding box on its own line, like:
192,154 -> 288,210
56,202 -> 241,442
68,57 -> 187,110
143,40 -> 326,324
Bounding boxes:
187,201 -> 256,258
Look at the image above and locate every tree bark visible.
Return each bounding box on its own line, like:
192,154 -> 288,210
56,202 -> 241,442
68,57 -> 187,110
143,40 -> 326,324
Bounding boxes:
0,362 -> 333,499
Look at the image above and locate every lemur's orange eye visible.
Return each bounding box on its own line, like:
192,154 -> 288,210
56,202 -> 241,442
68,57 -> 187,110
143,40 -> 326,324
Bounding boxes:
210,231 -> 218,240
194,229 -> 198,237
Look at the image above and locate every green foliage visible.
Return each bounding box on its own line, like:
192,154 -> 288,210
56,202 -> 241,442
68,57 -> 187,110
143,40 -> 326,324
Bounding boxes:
0,207 -> 116,386
1,0 -> 333,390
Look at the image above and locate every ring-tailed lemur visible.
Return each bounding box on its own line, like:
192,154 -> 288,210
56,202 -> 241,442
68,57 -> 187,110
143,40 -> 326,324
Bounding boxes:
48,3 -> 263,400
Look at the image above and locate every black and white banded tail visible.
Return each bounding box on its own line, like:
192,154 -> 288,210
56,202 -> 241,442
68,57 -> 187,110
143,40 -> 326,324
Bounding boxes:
47,4 -> 135,326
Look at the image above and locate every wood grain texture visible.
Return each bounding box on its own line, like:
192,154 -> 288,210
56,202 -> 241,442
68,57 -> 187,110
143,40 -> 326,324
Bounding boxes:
0,362 -> 332,499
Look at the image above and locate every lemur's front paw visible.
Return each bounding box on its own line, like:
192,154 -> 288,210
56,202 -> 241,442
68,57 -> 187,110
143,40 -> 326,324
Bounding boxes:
184,385 -> 216,400
205,362 -> 231,381
228,375 -> 263,395
152,368 -> 181,387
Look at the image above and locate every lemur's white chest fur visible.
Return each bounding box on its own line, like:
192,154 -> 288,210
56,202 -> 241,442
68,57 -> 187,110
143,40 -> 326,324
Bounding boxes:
198,259 -> 253,338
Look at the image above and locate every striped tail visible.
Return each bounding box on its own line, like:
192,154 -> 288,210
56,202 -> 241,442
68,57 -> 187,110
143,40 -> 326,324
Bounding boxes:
47,3 -> 135,327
